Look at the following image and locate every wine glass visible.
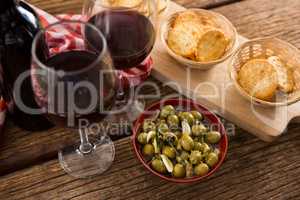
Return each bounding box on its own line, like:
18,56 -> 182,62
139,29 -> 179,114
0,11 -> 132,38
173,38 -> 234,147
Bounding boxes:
82,0 -> 158,126
31,21 -> 117,178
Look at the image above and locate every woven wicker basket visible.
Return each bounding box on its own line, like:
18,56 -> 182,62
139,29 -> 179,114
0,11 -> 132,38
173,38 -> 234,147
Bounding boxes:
229,37 -> 300,106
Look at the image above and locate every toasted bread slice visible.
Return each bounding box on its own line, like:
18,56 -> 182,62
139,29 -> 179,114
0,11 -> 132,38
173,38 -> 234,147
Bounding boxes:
157,0 -> 168,13
238,59 -> 278,101
195,29 -> 228,62
167,22 -> 202,58
174,11 -> 216,28
115,0 -> 142,7
267,56 -> 294,93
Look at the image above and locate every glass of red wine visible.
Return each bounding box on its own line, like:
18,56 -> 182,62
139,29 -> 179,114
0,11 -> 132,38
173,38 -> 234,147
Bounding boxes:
82,0 -> 157,126
31,21 -> 117,178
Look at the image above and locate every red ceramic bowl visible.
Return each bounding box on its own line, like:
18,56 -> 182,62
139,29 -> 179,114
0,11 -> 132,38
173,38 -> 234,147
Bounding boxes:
132,98 -> 228,184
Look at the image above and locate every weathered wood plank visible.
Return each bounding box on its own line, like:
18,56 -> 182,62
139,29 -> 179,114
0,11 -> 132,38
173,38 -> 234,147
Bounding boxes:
0,124 -> 299,200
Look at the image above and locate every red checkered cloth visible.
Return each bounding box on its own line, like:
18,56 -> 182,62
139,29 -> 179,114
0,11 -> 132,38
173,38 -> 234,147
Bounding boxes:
0,5 -> 153,133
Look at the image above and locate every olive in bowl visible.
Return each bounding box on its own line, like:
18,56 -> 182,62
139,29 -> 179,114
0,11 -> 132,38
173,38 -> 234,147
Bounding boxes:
132,99 -> 228,183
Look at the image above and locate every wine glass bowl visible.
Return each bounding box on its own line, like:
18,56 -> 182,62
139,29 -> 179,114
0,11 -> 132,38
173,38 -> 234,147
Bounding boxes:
31,21 -> 117,178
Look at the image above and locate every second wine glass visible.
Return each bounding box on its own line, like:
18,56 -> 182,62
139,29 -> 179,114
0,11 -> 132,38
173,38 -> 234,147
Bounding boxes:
82,0 -> 157,127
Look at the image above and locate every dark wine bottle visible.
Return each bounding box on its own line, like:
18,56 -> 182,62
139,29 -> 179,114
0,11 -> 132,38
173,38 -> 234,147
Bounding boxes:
0,0 -> 53,131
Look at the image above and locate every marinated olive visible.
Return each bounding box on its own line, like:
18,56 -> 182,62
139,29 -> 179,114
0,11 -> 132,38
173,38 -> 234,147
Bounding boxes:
160,105 -> 176,118
189,150 -> 202,165
143,120 -> 156,132
173,164 -> 186,178
181,133 -> 194,151
191,110 -> 203,121
167,114 -> 179,127
158,123 -> 169,133
176,156 -> 183,163
206,152 -> 219,167
192,124 -> 207,136
194,163 -> 209,176
162,146 -> 176,159
194,142 -> 202,151
151,159 -> 167,174
143,144 -> 154,157
137,132 -> 147,144
200,143 -> 211,154
205,131 -> 221,144
180,151 -> 190,161
180,112 -> 195,125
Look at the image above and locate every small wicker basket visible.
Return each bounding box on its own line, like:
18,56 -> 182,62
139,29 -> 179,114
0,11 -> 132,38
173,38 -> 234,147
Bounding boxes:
229,37 -> 300,106
161,8 -> 237,70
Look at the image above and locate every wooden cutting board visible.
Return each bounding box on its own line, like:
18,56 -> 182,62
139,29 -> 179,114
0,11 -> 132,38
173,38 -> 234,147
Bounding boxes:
151,1 -> 300,142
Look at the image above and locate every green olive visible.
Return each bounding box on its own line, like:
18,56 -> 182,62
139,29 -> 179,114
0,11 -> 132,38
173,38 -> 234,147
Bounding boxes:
173,164 -> 186,178
162,146 -> 176,159
167,114 -> 180,127
194,142 -> 202,151
189,150 -> 202,165
151,159 -> 167,174
158,123 -> 169,134
200,143 -> 211,154
192,124 -> 207,136
194,163 -> 209,176
191,111 -> 203,121
160,105 -> 176,118
206,152 -> 219,167
176,156 -> 183,163
137,132 -> 147,145
181,133 -> 194,151
143,120 -> 156,132
142,144 -> 154,157
180,112 -> 195,125
205,131 -> 221,144
180,151 -> 190,161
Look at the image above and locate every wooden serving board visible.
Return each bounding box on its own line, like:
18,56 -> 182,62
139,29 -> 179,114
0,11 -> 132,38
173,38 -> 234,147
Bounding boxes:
151,1 -> 300,142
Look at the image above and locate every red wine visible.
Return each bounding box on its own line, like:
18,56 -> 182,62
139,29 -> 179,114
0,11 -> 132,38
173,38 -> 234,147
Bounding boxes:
34,50 -> 116,127
0,0 -> 53,131
87,10 -> 155,69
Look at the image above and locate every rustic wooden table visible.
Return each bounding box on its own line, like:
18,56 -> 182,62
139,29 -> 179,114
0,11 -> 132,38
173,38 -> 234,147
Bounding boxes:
0,0 -> 300,199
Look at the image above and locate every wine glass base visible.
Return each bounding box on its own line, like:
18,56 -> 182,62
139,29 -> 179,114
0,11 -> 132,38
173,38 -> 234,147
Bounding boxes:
58,135 -> 115,179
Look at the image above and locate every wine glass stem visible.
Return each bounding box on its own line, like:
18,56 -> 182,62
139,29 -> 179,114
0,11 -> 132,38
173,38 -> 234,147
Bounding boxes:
116,72 -> 125,103
79,129 -> 93,154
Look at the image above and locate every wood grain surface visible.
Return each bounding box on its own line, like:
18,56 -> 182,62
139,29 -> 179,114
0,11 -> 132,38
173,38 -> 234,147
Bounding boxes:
1,126 -> 300,199
0,0 -> 300,199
